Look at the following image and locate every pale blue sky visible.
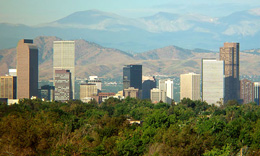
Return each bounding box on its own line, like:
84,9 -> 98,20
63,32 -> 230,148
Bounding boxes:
1,0 -> 260,25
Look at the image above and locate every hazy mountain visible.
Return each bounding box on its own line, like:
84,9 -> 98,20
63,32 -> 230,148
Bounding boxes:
1,36 -> 260,80
1,9 -> 260,51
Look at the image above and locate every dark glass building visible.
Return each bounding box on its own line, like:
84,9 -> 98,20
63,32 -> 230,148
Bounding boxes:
123,65 -> 142,98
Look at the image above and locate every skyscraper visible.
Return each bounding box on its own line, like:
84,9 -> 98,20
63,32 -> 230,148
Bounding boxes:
220,42 -> 240,102
180,73 -> 201,101
123,65 -> 142,98
54,70 -> 72,101
53,41 -> 75,99
159,79 -> 174,104
17,39 -> 38,99
240,79 -> 254,104
202,59 -> 225,106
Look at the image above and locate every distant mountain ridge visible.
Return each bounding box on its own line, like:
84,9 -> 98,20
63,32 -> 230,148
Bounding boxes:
0,36 -> 260,80
1,9 -> 260,52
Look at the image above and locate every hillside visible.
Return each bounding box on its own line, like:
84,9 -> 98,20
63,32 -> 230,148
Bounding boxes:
0,36 -> 260,80
1,9 -> 260,52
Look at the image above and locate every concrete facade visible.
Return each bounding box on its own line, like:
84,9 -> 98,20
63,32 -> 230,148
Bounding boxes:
123,87 -> 139,98
159,79 -> 173,104
17,39 -> 38,99
150,88 -> 166,104
240,79 -> 254,104
0,76 -> 17,99
202,59 -> 225,106
80,83 -> 98,101
53,41 -> 75,99
180,73 -> 201,101
54,70 -> 72,101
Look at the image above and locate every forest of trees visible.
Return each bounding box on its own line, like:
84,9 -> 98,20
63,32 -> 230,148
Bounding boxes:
1,97 -> 260,155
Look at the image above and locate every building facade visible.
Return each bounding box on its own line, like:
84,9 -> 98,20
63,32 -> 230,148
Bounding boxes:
220,42 -> 240,102
0,76 -> 17,99
254,82 -> 260,105
123,87 -> 139,98
54,70 -> 72,101
80,83 -> 98,101
202,59 -> 225,106
142,76 -> 156,99
123,65 -> 142,98
17,39 -> 38,99
40,85 -> 55,101
240,79 -> 254,104
180,73 -> 201,101
87,76 -> 102,91
150,88 -> 166,104
53,41 -> 75,99
159,79 -> 174,104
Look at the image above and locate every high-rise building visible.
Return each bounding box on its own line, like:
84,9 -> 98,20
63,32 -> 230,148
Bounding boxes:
17,39 -> 38,99
53,41 -> 75,99
80,83 -> 98,100
254,82 -> 260,105
54,70 -> 72,101
159,79 -> 174,104
0,76 -> 17,99
87,76 -> 102,91
150,88 -> 166,104
240,79 -> 254,104
123,65 -> 142,98
142,76 -> 156,99
40,85 -> 55,101
202,59 -> 225,106
220,42 -> 240,102
180,73 -> 201,101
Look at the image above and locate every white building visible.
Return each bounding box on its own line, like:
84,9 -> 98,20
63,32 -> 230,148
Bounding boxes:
202,59 -> 225,106
180,73 -> 201,101
150,88 -> 166,103
159,79 -> 174,104
53,41 -> 75,99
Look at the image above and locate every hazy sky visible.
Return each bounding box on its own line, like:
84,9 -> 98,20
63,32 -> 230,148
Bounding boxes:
1,0 -> 260,25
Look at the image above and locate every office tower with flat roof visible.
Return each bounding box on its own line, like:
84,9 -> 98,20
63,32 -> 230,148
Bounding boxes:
142,76 -> 156,99
0,76 -> 17,99
180,73 -> 201,101
202,59 -> 225,106
80,83 -> 98,100
17,39 -> 38,99
240,79 -> 254,104
254,82 -> 260,105
54,70 -> 72,101
123,65 -> 142,98
150,88 -> 166,104
220,42 -> 240,102
159,79 -> 174,104
53,41 -> 75,99
88,76 -> 102,91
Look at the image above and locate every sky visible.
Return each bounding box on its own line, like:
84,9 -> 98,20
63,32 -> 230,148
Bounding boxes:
1,0 -> 260,26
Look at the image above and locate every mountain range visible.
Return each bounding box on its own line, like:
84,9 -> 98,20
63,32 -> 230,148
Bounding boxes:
1,36 -> 260,80
1,9 -> 260,52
